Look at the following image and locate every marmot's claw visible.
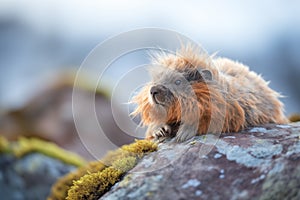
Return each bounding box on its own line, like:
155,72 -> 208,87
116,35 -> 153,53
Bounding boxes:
154,124 -> 172,140
162,125 -> 172,135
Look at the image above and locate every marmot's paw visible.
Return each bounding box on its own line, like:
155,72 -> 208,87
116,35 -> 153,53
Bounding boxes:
175,124 -> 197,142
154,124 -> 172,141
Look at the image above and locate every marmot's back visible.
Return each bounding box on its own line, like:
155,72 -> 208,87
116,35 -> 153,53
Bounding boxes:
214,57 -> 287,126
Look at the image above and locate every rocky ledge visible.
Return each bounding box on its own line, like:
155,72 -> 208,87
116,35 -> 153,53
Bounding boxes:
101,122 -> 300,200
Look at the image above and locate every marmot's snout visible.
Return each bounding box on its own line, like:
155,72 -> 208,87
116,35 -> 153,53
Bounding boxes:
150,85 -> 173,105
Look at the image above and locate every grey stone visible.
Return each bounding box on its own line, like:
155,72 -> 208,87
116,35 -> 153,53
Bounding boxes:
0,153 -> 76,200
101,123 -> 300,200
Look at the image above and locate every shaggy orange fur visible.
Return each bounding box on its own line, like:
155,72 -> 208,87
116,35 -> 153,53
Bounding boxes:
131,45 -> 288,142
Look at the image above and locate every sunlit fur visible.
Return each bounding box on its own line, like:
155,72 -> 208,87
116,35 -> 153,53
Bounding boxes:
131,45 -> 288,142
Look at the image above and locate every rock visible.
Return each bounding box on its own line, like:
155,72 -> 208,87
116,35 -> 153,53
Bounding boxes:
101,122 -> 300,200
0,77 -> 133,160
0,153 -> 76,200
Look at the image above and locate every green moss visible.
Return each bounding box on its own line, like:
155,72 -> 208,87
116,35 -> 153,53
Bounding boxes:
0,136 -> 85,167
101,139 -> 158,166
0,136 -> 10,154
67,156 -> 138,200
112,156 -> 137,172
48,160 -> 106,200
12,137 -> 86,167
66,167 -> 122,200
48,140 -> 157,200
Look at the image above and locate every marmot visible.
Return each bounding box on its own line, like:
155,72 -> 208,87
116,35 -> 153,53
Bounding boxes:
131,45 -> 288,142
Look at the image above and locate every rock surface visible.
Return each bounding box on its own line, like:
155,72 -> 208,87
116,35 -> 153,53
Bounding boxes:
101,122 -> 300,200
0,153 -> 76,200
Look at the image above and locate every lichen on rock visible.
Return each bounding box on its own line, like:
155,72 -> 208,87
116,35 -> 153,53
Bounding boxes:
101,123 -> 300,200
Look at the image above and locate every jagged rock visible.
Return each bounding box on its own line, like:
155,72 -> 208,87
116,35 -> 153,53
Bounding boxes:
0,153 -> 76,200
101,122 -> 300,200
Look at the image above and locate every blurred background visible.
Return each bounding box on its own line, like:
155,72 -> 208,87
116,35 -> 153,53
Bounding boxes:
0,0 -> 300,159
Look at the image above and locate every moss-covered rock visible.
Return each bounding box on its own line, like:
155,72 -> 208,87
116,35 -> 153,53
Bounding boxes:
0,152 -> 76,199
0,136 -> 86,167
67,167 -> 123,200
0,136 -> 88,199
48,160 -> 106,200
48,140 -> 157,200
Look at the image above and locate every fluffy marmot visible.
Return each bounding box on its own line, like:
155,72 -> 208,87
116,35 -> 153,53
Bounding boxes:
131,45 -> 288,142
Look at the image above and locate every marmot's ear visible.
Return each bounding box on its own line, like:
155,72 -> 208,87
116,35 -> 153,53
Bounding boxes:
184,69 -> 213,82
184,70 -> 202,82
201,70 -> 213,81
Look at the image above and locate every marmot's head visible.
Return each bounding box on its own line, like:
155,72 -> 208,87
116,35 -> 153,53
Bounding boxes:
131,46 -> 220,130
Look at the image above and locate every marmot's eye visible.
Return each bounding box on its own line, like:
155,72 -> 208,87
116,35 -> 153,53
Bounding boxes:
175,80 -> 181,85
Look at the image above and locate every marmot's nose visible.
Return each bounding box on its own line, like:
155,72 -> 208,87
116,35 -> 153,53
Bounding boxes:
150,86 -> 160,96
150,85 -> 166,104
